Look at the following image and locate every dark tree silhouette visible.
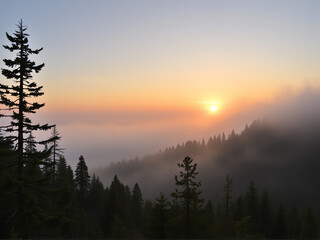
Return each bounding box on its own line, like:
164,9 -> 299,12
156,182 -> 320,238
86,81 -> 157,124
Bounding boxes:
259,189 -> 271,237
145,192 -> 169,239
131,183 -> 143,234
56,156 -> 76,238
75,155 -> 90,208
86,175 -> 105,238
245,181 -> 259,219
0,20 -> 54,238
154,192 -> 169,238
50,125 -> 63,185
101,175 -> 130,238
172,156 -> 203,238
223,174 -> 233,217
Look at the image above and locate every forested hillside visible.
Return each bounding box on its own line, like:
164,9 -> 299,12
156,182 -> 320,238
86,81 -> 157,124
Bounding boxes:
95,118 -> 320,208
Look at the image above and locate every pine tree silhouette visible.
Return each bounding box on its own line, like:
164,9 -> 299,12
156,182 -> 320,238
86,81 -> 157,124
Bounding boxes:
0,19 -> 55,238
172,156 -> 203,238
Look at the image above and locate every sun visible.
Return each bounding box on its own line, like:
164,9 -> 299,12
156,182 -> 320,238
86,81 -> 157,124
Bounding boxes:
210,105 -> 217,112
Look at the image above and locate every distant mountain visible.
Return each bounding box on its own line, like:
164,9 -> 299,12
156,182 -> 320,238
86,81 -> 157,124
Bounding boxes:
94,118 -> 320,208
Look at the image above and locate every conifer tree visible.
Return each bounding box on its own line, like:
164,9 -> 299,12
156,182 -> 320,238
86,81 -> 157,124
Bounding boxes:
223,174 -> 233,217
152,192 -> 169,238
131,183 -> 143,233
245,181 -> 259,220
86,175 -> 105,238
75,155 -> 90,208
50,125 -> 63,185
172,156 -> 203,238
244,180 -> 259,235
259,189 -> 271,237
101,175 -> 130,238
219,174 -> 233,237
0,20 -> 55,238
55,157 -> 76,237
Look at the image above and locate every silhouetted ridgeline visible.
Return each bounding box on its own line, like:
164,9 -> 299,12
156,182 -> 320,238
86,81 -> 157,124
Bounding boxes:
94,118 -> 320,208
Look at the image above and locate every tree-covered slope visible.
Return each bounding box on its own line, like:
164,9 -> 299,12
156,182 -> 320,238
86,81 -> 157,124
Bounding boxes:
95,118 -> 320,208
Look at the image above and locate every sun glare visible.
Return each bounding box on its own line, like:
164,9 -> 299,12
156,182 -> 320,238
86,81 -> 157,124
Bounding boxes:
210,105 -> 217,112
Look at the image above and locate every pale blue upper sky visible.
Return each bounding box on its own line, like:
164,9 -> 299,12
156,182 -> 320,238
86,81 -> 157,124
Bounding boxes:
2,1 -> 320,102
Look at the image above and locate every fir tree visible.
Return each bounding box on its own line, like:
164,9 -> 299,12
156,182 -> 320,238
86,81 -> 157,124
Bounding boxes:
0,20 -> 55,238
50,125 -> 63,185
86,175 -> 105,238
259,189 -> 271,237
171,156 -> 203,238
145,192 -> 170,239
75,155 -> 90,208
101,175 -> 130,238
131,183 -> 143,235
223,174 -> 233,217
244,180 -> 259,235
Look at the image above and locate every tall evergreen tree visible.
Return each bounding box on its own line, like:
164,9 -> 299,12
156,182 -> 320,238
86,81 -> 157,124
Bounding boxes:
223,174 -> 233,217
86,175 -> 105,238
218,174 -> 233,237
50,125 -> 63,185
53,157 -> 76,238
131,183 -> 143,235
0,20 -> 55,238
145,192 -> 169,239
171,156 -> 203,238
101,175 -> 130,238
74,155 -> 90,208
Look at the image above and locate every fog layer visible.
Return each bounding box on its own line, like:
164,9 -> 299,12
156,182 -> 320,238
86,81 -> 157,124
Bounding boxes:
93,88 -> 320,208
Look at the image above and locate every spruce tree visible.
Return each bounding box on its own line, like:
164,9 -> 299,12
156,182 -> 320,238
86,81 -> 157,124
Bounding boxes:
101,175 -> 130,238
131,183 -> 143,233
171,156 -> 203,238
56,157 -> 76,238
220,174 -> 233,237
50,125 -> 63,185
148,192 -> 169,239
0,20 -> 55,238
75,155 -> 90,208
223,174 -> 233,217
74,155 -> 90,237
259,189 -> 271,237
86,175 -> 105,238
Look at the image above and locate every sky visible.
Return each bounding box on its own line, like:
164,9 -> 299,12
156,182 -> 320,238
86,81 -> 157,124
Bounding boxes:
1,1 -> 320,169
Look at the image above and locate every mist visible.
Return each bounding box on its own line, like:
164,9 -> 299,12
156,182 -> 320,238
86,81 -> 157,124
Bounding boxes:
90,87 -> 320,208
36,87 -> 320,174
